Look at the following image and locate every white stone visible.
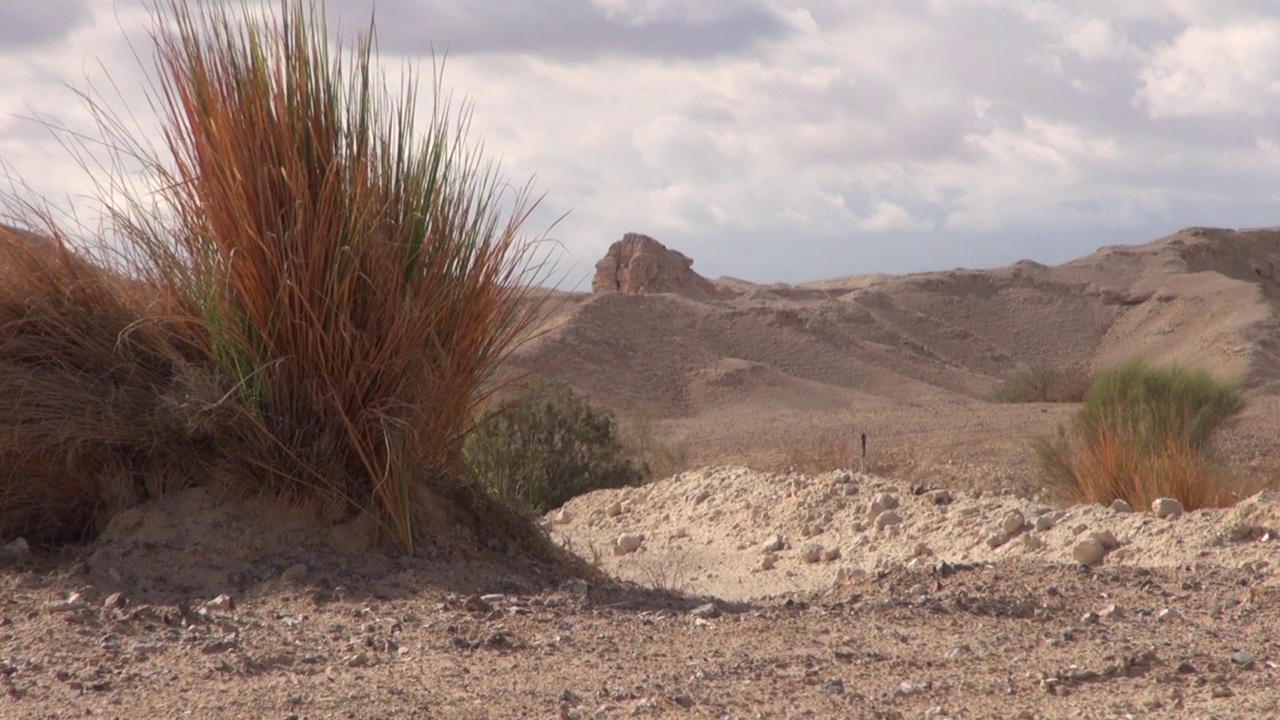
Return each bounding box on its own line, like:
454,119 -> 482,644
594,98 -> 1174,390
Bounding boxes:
867,493 -> 899,520
1000,510 -> 1026,537
552,509 -> 572,525
614,533 -> 644,555
605,501 -> 624,517
1110,499 -> 1132,513
761,535 -> 786,553
1152,497 -> 1185,519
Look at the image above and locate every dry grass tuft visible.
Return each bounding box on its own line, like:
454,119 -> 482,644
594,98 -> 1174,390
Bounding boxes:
990,364 -> 1093,403
1035,359 -> 1255,510
0,0 -> 551,552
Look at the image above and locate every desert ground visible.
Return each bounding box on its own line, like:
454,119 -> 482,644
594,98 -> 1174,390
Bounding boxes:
3,226 -> 1280,718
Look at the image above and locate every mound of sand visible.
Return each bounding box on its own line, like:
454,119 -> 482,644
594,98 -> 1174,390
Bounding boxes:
549,466 -> 1280,602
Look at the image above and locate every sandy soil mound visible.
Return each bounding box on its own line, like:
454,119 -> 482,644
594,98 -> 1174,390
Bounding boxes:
549,467 -> 1280,602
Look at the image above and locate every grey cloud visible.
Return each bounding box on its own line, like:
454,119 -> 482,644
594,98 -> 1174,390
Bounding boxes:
0,1 -> 94,49
342,0 -> 793,60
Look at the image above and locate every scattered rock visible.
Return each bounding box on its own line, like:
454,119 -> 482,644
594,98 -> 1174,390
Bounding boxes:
1072,539 -> 1107,565
1090,529 -> 1120,550
605,502 -> 624,518
1001,510 -> 1027,537
102,592 -> 127,610
204,594 -> 235,613
821,547 -> 842,562
800,545 -> 824,564
552,509 -> 572,525
1034,515 -> 1056,532
1110,499 -> 1133,513
867,493 -> 899,520
761,535 -> 787,553
760,554 -> 777,571
614,533 -> 645,555
928,489 -> 954,505
875,510 -> 903,530
1152,497 -> 1185,519
463,595 -> 492,613
672,526 -> 689,539
2,537 -> 29,558
689,603 -> 721,619
1157,608 -> 1180,622
46,593 -> 89,613
1230,651 -> 1254,668
821,678 -> 845,696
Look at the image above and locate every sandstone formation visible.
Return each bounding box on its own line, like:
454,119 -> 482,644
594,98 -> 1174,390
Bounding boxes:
591,233 -> 717,298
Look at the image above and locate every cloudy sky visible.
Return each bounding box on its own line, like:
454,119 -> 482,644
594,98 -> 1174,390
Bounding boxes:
3,1 -> 1280,285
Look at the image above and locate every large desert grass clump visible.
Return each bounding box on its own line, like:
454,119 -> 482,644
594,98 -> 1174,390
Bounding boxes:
1034,359 -> 1251,510
0,0 -> 548,552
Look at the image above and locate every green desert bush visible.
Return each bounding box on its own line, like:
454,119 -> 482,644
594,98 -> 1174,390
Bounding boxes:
1034,359 -> 1251,510
990,364 -> 1093,403
466,381 -> 647,514
0,0 -> 549,551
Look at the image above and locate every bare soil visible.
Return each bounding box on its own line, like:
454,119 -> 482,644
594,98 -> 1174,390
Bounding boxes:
4,226 -> 1280,718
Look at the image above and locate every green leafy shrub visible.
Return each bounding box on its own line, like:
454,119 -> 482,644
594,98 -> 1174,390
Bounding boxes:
990,365 -> 1093,403
467,381 -> 647,513
1034,359 -> 1252,509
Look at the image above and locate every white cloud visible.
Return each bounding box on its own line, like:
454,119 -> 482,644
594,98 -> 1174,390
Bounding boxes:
1138,21 -> 1280,116
3,1 -> 1280,283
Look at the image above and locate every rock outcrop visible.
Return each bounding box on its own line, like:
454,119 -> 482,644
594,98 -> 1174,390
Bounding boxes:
592,233 -> 716,298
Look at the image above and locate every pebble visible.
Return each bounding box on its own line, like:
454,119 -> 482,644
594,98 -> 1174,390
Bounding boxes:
760,554 -> 777,571
761,535 -> 787,553
605,502 -> 624,517
1001,510 -> 1026,536
204,594 -> 235,612
875,510 -> 903,530
821,678 -> 845,696
552,509 -> 572,525
614,533 -> 644,555
46,592 -> 89,613
103,592 -> 127,609
1072,538 -> 1106,565
1152,497 -> 1184,519
928,489 -> 954,505
1090,529 -> 1120,550
1230,651 -> 1254,667
1034,515 -> 1056,532
1157,608 -> 1180,622
908,583 -> 928,597
1110,499 -> 1133,513
672,526 -> 689,539
2,537 -> 29,557
801,545 -> 824,564
689,603 -> 721,619
867,493 -> 899,520
821,547 -> 842,562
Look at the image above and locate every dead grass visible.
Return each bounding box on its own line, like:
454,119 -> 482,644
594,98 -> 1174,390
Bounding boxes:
990,365 -> 1093,403
0,0 -> 552,552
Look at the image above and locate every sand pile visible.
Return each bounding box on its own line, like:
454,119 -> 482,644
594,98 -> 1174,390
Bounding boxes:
548,467 -> 1280,601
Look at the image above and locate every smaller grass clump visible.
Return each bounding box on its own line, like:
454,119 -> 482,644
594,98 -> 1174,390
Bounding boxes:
465,380 -> 647,514
990,364 -> 1093,403
1034,359 -> 1252,510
